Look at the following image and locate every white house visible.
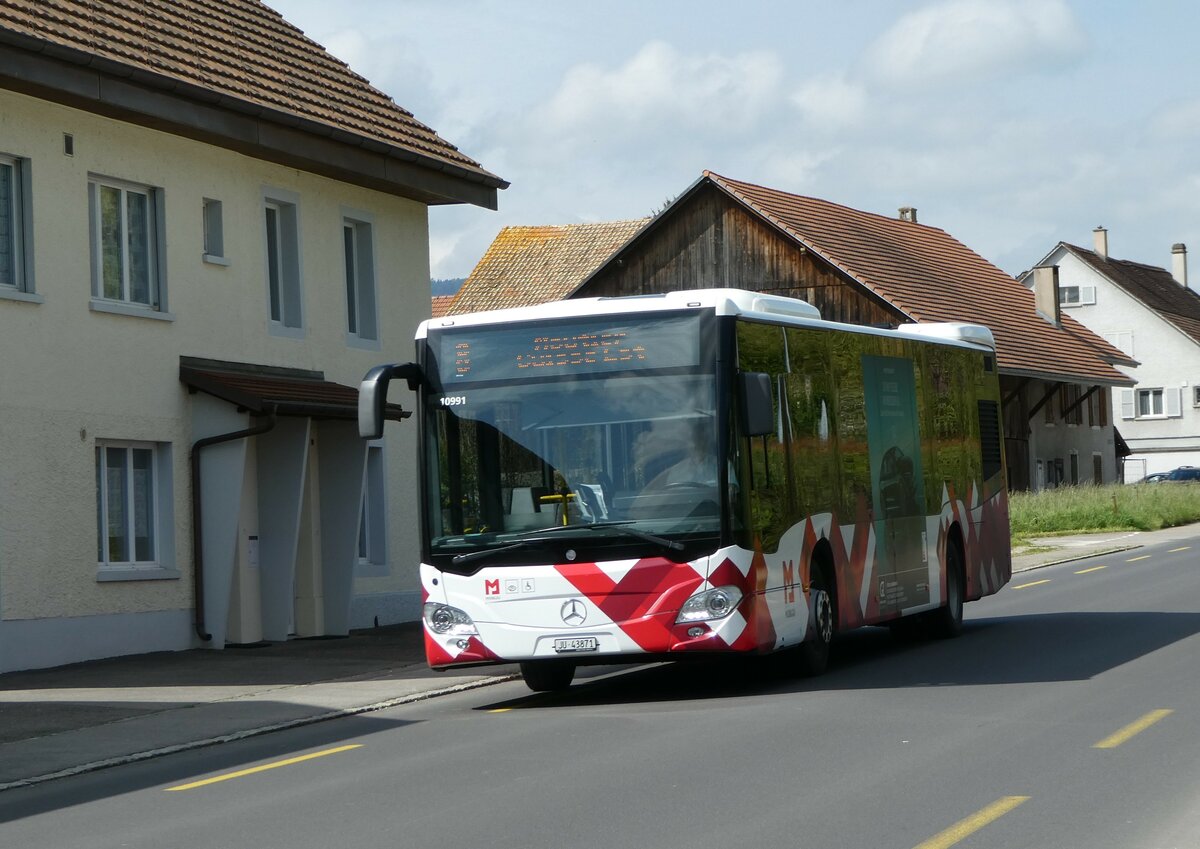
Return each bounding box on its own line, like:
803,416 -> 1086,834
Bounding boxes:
0,2 -> 506,672
1021,228 -> 1200,481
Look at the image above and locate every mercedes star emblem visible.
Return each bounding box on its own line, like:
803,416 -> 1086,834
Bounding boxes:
560,598 -> 587,626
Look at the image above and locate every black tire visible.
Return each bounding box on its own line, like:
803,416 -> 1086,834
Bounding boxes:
797,564 -> 835,676
519,660 -> 576,692
929,537 -> 965,639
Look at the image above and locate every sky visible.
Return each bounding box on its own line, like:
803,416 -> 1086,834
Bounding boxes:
269,0 -> 1200,283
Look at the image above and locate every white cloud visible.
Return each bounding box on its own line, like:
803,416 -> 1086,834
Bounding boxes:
791,73 -> 869,130
536,41 -> 784,144
1150,99 -> 1200,140
864,0 -> 1086,88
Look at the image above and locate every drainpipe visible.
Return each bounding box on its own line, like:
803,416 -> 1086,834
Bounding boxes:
189,410 -> 277,641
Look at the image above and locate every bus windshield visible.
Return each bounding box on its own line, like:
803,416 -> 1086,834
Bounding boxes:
423,313 -> 724,570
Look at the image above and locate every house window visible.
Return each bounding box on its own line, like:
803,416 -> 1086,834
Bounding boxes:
1102,331 -> 1134,358
1060,285 -> 1096,306
1193,386 -> 1200,408
89,176 -> 163,309
1129,387 -> 1182,419
357,443 -> 387,575
263,191 -> 302,334
202,198 -> 226,264
343,215 -> 378,342
1137,388 -> 1163,417
0,153 -> 32,295
96,442 -> 163,567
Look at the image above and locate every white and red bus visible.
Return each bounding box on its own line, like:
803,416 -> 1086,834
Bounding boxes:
360,289 -> 1011,691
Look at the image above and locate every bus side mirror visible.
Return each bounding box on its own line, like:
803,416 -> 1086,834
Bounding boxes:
739,372 -> 774,437
359,362 -> 424,439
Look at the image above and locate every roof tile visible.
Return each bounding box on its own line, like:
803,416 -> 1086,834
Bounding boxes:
0,0 -> 499,183
449,219 -> 650,315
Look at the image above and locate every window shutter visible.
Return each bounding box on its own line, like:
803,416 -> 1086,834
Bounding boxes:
1120,389 -> 1135,419
1080,285 -> 1096,305
1167,387 -> 1183,418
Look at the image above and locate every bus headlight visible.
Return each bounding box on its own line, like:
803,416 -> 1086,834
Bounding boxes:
676,586 -> 743,623
423,602 -> 478,636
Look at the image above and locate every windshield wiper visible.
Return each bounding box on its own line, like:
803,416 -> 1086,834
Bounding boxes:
526,521 -> 685,551
450,541 -> 535,567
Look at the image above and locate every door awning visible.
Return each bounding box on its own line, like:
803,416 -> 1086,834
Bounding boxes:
180,357 -> 410,421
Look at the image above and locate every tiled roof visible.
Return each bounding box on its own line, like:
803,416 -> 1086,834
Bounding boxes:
430,294 -> 454,318
1062,243 -> 1200,348
0,0 -> 501,188
703,172 -> 1134,385
448,219 -> 650,316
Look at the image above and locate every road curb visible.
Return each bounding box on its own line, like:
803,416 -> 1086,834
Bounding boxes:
1011,544 -> 1142,573
0,673 -> 518,793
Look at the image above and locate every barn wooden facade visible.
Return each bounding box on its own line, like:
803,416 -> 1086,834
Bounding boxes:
577,181 -> 901,327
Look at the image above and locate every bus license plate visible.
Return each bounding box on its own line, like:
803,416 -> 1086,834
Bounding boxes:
553,637 -> 599,653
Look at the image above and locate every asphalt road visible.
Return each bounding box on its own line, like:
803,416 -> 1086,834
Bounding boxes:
2,536 -> 1198,849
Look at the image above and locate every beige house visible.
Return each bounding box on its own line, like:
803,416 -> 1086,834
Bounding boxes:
0,1 -> 505,672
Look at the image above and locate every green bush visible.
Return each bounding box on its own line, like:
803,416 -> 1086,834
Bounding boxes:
1010,483 -> 1200,538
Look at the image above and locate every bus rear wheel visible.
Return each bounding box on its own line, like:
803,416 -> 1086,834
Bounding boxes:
520,660 -> 576,692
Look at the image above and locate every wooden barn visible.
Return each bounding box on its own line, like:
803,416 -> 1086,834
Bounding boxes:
573,172 -> 1137,491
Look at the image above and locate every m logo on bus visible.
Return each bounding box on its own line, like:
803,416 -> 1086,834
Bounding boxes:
485,579 -> 500,596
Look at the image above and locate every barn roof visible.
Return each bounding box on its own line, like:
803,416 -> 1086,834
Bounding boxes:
574,172 -> 1132,386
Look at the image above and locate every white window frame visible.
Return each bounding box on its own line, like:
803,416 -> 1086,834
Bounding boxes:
88,175 -> 167,315
95,440 -> 178,580
342,210 -> 379,347
1137,388 -> 1164,418
0,152 -> 37,302
1060,284 -> 1096,307
263,189 -> 303,337
356,442 -> 388,576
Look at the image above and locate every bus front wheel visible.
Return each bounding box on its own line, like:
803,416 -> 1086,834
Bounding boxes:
797,565 -> 835,676
520,660 -> 576,692
929,537 -> 965,639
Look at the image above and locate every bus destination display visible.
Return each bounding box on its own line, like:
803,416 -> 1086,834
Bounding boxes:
438,314 -> 702,383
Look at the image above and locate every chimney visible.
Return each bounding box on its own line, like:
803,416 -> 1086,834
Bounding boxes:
898,207 -> 918,223
1033,264 -> 1061,327
1093,226 -> 1108,258
1172,243 -> 1188,287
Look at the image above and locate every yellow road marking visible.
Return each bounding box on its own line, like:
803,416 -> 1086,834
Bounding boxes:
1012,579 -> 1050,589
912,796 -> 1030,849
1127,555 -> 1151,562
1075,565 -> 1107,575
165,744 -> 362,791
1093,709 -> 1173,749
490,708 -> 513,713
1169,546 -> 1191,553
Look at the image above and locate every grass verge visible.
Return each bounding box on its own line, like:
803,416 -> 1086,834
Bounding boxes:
1010,482 -> 1200,538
